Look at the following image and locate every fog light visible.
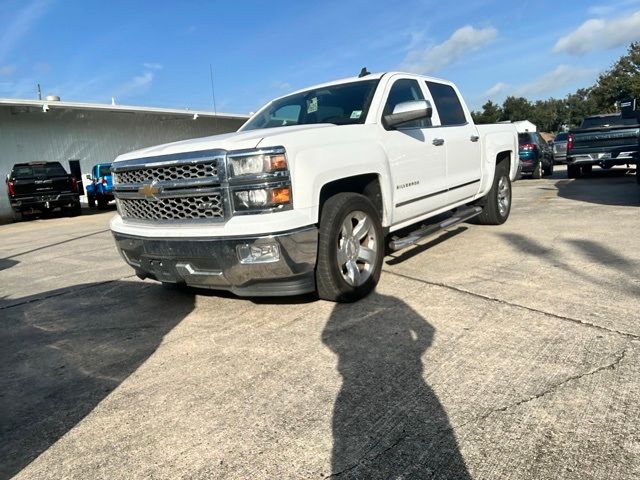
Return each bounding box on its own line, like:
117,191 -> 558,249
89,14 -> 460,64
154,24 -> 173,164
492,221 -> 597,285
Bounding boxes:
237,243 -> 280,264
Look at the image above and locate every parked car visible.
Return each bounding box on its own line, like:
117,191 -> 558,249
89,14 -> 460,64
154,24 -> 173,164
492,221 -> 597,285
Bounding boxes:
6,161 -> 81,221
552,132 -> 568,164
85,163 -> 114,209
109,71 -> 518,302
566,108 -> 640,180
518,132 -> 554,178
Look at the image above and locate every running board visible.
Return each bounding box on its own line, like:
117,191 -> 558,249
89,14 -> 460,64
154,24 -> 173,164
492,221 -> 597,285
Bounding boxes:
388,206 -> 482,252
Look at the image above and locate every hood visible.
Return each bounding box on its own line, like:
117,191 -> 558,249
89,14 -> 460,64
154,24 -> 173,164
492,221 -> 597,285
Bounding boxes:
114,124 -> 333,162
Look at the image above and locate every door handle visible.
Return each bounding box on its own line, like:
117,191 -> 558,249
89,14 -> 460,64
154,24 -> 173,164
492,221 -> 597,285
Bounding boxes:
470,135 -> 480,142
432,138 -> 445,146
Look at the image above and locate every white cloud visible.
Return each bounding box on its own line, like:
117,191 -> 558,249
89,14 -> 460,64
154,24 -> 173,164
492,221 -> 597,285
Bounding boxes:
553,11 -> 640,55
401,25 -> 497,74
484,82 -> 508,98
588,0 -> 640,16
271,80 -> 291,90
143,63 -> 163,70
113,72 -> 154,98
0,0 -> 51,62
0,65 -> 16,76
515,65 -> 594,96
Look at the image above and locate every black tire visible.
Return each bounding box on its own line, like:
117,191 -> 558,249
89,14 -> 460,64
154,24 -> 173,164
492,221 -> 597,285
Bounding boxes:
88,196 -> 96,208
12,210 -> 23,222
68,201 -> 82,217
532,160 -> 543,179
474,161 -> 511,225
567,164 -> 581,179
97,197 -> 109,209
315,192 -> 384,302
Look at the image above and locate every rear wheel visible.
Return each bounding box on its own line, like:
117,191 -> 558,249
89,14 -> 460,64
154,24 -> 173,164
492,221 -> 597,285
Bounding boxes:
532,160 -> 542,179
567,164 -> 581,179
474,162 -> 511,225
315,193 -> 383,302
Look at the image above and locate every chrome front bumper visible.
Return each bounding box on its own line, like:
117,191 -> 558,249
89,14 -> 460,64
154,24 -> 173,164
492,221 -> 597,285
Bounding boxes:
113,226 -> 318,296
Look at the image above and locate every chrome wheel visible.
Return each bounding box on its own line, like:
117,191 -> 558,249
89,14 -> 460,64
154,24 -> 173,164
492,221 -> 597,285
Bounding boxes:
497,175 -> 511,217
336,210 -> 378,287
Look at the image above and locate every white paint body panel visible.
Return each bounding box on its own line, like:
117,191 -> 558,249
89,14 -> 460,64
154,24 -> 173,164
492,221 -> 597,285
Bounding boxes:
110,72 -> 518,238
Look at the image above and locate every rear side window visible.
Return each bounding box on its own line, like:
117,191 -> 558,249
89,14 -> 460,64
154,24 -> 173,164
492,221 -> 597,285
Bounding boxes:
518,133 -> 536,144
425,81 -> 467,126
383,79 -> 430,128
11,162 -> 68,178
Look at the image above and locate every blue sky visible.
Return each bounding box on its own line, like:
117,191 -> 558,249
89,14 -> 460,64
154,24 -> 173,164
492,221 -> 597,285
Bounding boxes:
1,0 -> 639,113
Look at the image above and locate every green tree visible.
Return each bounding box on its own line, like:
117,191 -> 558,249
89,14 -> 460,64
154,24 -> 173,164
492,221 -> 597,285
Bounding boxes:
500,96 -> 533,122
589,42 -> 640,111
472,100 -> 503,124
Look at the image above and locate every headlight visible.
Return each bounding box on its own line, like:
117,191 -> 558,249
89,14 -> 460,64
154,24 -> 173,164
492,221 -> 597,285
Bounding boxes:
227,147 -> 288,178
233,186 -> 291,211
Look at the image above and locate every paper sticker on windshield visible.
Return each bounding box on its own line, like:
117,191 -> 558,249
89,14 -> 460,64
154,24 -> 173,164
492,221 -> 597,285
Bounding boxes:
307,97 -> 318,114
350,110 -> 362,119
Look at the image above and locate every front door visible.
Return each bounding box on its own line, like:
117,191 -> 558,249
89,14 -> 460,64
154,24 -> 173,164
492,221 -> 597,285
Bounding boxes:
378,76 -> 448,226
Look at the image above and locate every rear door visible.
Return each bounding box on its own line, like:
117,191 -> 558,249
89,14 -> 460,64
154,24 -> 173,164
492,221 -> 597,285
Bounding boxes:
377,76 -> 449,225
425,81 -> 481,204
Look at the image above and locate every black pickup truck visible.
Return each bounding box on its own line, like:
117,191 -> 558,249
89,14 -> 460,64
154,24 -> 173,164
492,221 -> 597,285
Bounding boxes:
566,100 -> 640,183
6,161 -> 81,220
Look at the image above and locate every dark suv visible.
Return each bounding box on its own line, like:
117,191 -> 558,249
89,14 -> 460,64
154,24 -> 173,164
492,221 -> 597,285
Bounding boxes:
518,132 -> 554,178
6,161 -> 81,221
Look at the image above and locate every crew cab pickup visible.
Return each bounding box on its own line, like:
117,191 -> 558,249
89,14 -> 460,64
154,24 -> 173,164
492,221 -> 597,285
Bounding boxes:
110,72 -> 518,301
566,105 -> 640,180
85,163 -> 114,209
6,161 -> 81,221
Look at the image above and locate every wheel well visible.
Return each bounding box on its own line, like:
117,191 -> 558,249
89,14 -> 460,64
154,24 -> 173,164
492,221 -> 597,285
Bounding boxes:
319,174 -> 383,221
496,150 -> 511,167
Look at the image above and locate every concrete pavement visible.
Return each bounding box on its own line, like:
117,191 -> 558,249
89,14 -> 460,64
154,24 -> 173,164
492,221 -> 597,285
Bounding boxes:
1,166 -> 639,479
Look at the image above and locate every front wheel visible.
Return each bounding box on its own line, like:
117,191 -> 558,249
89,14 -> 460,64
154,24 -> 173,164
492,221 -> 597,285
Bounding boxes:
315,193 -> 384,302
474,162 -> 511,225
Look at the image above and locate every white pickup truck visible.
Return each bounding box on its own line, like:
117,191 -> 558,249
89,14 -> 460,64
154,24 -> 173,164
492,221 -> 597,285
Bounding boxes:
110,72 -> 518,302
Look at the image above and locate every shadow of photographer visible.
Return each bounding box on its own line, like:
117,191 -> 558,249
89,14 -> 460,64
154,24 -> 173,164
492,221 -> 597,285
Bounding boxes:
322,293 -> 470,479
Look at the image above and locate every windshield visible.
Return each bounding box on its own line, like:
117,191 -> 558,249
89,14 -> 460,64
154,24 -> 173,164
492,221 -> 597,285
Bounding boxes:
581,115 -> 639,128
11,162 -> 68,179
554,133 -> 568,141
242,79 -> 380,131
98,165 -> 111,176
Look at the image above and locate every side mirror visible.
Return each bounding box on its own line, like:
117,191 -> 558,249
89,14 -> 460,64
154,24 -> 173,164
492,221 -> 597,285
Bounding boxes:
384,100 -> 432,129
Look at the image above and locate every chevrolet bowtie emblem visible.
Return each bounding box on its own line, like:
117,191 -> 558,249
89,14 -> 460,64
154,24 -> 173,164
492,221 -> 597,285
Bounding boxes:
138,181 -> 162,201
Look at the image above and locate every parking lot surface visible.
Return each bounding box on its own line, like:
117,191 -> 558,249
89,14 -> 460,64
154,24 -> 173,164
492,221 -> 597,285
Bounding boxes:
1,166 -> 639,479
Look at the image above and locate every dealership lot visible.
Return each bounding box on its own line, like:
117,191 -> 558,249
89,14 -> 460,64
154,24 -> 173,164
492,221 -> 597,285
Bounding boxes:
1,167 -> 639,479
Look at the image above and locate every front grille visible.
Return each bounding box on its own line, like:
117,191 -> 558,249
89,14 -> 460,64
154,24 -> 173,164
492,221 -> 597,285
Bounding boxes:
113,161 -> 218,184
119,195 -> 224,220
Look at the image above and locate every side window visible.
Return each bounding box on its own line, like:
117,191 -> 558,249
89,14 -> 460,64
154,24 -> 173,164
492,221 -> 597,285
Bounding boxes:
425,81 -> 467,126
383,79 -> 431,128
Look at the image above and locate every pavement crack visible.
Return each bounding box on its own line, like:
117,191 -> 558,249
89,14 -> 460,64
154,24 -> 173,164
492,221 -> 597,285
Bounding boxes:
457,346 -> 628,429
384,270 -> 640,340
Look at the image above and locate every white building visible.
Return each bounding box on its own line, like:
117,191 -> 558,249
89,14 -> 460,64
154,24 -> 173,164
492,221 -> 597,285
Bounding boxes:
512,120 -> 537,133
0,97 -> 249,222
